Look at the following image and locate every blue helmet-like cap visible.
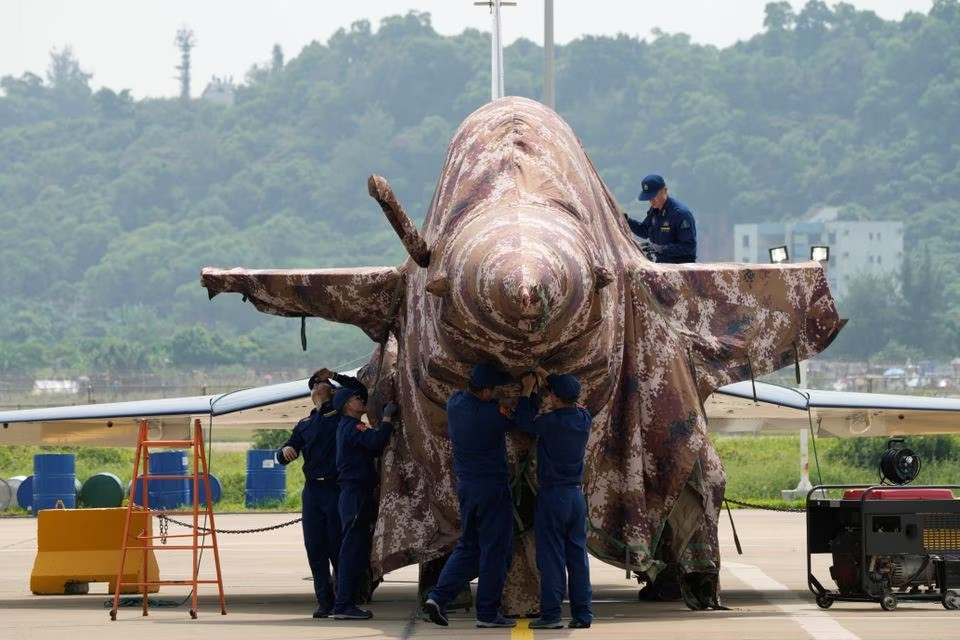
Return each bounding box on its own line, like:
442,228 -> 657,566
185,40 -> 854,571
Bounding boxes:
332,387 -> 362,412
638,174 -> 666,201
468,363 -> 512,389
546,373 -> 581,402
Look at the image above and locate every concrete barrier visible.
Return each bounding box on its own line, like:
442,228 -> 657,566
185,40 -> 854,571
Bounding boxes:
30,507 -> 160,594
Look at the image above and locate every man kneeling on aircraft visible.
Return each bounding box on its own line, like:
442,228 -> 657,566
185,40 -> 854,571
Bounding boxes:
331,386 -> 396,620
275,368 -> 366,619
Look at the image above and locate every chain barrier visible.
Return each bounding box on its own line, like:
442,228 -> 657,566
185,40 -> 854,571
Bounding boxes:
157,513 -> 303,534
725,497 -> 805,513
158,513 -> 169,543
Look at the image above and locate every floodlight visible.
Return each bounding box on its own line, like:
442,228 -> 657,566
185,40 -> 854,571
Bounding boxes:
810,245 -> 830,262
768,245 -> 789,264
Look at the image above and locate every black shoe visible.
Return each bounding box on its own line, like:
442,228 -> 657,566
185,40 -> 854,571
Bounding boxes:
568,618 -> 592,629
312,604 -> 331,618
529,617 -> 564,629
476,614 -> 516,628
424,598 -> 449,626
332,606 -> 373,620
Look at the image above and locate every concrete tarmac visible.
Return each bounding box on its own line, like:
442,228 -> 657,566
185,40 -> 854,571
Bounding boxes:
1,509 -> 957,640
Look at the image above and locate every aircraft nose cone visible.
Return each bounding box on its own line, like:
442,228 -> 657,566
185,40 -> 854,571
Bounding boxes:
493,255 -> 567,330
445,215 -> 596,343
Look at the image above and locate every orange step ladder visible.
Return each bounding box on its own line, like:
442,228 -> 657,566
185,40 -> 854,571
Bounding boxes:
110,418 -> 226,620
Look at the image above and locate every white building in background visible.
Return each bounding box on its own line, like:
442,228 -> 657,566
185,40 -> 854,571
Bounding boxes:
200,76 -> 235,106
733,207 -> 903,299
32,379 -> 79,394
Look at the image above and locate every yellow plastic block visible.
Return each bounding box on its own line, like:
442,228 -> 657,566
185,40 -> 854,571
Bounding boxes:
30,507 -> 160,594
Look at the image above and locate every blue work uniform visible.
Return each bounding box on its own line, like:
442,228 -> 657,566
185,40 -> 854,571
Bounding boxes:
276,373 -> 364,611
427,390 -> 516,623
516,395 -> 593,626
626,195 -> 697,263
332,413 -> 393,614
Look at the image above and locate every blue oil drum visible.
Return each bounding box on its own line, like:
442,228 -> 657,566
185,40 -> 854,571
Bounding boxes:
192,473 -> 223,507
129,477 -> 147,506
147,450 -> 190,509
80,472 -> 125,508
32,453 -> 76,514
16,475 -> 33,511
245,450 -> 285,508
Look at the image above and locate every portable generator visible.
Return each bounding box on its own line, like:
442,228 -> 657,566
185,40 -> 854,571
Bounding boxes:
806,440 -> 960,611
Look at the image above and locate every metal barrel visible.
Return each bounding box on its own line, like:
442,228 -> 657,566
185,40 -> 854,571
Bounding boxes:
146,450 -> 190,509
244,450 -> 286,508
191,473 -> 223,507
80,471 -> 125,508
0,477 -> 12,510
9,475 -> 28,510
32,453 -> 76,514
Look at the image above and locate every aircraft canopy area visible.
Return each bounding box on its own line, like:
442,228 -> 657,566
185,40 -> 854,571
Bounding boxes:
2,378 -> 959,446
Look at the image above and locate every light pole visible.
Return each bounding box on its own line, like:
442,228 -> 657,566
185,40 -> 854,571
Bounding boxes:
475,1 -> 517,101
775,245 -> 829,501
543,0 -> 554,109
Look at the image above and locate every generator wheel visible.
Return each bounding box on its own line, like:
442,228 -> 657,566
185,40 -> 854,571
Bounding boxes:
815,594 -> 833,609
942,590 -> 960,610
880,593 -> 897,611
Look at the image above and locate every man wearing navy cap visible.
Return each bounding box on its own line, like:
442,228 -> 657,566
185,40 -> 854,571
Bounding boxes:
624,173 -> 697,263
516,372 -> 594,630
331,386 -> 396,620
424,363 -> 518,629
275,368 -> 366,619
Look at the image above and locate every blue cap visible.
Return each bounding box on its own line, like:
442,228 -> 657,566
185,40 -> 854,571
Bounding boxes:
638,174 -> 666,201
546,373 -> 581,402
469,363 -> 512,389
332,387 -> 362,412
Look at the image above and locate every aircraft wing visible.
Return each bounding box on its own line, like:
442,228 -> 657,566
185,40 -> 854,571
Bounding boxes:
707,380 -> 960,437
6,375 -> 959,445
0,379 -> 315,446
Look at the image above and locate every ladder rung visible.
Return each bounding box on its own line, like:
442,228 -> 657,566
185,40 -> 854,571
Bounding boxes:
141,440 -> 197,447
132,473 -> 212,477
128,508 -> 214,515
136,544 -> 218,550
118,579 -> 223,586
135,533 -> 212,541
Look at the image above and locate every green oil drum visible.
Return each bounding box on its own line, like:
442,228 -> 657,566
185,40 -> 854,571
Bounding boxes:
80,472 -> 125,508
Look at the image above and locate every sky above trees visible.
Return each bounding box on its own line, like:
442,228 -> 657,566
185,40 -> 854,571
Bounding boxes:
2,1 -> 934,98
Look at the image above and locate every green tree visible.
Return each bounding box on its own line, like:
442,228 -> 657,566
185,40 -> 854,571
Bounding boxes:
45,46 -> 92,116
763,2 -> 796,31
831,273 -> 905,360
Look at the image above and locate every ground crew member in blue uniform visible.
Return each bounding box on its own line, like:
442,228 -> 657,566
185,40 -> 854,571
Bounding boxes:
516,372 -> 594,630
624,173 -> 697,263
424,363 -> 518,629
275,368 -> 366,618
331,386 -> 396,620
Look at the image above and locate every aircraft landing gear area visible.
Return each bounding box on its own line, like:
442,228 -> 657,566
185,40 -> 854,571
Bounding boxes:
806,484 -> 960,611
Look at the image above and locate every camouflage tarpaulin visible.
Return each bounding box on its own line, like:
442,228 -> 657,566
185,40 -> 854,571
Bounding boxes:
201,96 -> 843,614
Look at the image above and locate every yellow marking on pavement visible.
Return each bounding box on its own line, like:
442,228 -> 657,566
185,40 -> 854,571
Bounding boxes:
512,618 -> 533,640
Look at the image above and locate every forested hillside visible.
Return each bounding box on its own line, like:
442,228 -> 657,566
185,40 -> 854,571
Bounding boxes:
1,1 -> 959,377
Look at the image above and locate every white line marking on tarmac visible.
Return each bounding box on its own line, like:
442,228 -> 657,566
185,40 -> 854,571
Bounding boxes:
725,561 -> 860,640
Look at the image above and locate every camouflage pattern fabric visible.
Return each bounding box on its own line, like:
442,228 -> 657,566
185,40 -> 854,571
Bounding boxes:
201,96 -> 843,614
